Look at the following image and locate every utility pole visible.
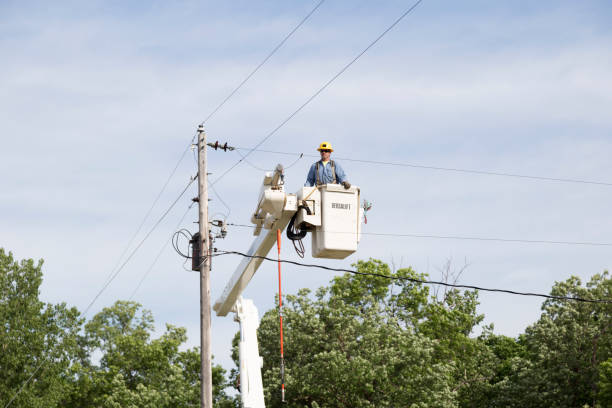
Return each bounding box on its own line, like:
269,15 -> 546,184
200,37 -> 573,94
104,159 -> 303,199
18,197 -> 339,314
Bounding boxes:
197,124 -> 213,407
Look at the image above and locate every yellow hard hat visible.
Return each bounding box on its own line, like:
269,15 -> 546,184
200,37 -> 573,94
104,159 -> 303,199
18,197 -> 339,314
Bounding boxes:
317,142 -> 333,152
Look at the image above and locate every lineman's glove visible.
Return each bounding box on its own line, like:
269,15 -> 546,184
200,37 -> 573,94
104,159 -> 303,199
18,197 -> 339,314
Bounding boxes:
341,181 -> 351,189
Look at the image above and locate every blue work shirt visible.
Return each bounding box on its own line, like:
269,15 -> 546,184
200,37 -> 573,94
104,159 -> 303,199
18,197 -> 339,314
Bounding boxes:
304,160 -> 347,186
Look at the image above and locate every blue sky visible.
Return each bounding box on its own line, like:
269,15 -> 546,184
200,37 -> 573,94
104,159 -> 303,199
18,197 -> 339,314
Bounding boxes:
1,0 -> 611,373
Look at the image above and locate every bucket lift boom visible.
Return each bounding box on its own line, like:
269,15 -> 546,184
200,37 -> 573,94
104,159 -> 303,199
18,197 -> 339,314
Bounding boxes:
214,164 -> 363,408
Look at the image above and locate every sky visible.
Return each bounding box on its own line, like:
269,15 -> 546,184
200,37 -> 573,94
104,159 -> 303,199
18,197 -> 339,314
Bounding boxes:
1,0 -> 611,374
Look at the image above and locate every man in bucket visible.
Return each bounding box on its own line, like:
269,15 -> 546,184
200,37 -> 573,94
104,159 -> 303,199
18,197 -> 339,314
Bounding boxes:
304,142 -> 351,189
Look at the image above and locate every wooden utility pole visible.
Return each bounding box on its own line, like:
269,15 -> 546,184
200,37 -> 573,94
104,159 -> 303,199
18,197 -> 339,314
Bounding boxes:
197,124 -> 213,407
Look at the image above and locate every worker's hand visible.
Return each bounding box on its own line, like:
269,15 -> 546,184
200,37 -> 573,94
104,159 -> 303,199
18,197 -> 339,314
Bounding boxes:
342,181 -> 351,189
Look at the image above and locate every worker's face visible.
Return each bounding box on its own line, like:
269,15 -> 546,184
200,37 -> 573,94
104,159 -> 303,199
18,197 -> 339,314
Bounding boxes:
320,150 -> 331,161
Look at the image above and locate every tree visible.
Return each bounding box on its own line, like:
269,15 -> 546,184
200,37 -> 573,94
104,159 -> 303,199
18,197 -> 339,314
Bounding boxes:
0,249 -> 82,407
0,248 -> 235,407
65,300 -> 236,408
489,273 -> 612,408
598,358 -> 612,406
253,259 -> 497,407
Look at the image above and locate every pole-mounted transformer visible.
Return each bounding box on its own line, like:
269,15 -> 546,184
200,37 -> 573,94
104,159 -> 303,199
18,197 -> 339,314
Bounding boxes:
190,232 -> 201,271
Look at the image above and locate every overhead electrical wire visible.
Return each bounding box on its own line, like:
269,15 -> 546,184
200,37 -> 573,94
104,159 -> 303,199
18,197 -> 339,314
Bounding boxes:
129,203 -> 197,301
172,228 -> 194,260
213,251 -> 612,304
3,175 -> 197,408
82,175 -> 197,314
209,182 -> 232,219
210,0 -> 425,187
197,0 -> 326,127
234,147 -> 612,188
226,223 -> 612,247
234,148 -> 273,172
186,0 -> 326,147
235,149 -> 305,173
99,146 -> 192,292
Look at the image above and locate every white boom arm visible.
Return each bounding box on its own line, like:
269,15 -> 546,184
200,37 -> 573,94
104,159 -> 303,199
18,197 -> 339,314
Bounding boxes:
213,214 -> 293,316
214,164 -> 297,316
234,297 -> 265,408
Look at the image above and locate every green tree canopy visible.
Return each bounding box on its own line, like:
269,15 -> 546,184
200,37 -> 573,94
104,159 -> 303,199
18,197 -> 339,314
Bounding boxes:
489,273 -> 612,408
0,249 -> 82,407
255,259 -> 495,407
66,300 -> 236,407
1,249 -> 235,407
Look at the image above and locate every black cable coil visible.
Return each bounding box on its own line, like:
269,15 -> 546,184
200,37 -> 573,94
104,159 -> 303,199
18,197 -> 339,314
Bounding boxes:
286,205 -> 312,258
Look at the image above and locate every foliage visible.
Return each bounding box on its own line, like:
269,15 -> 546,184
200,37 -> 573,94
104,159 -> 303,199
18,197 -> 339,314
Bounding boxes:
598,359 -> 612,406
253,259 -> 612,408
1,249 -> 235,407
4,248 -> 612,407
0,249 -> 82,407
488,273 -> 612,408
255,259 -> 494,407
65,300 -> 237,407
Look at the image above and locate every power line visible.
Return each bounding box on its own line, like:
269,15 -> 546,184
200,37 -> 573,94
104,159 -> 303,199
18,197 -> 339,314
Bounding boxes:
128,203 -> 196,301
213,250 -> 612,304
187,0 -> 325,146
99,146 -> 192,292
234,148 -> 273,172
210,0 -> 425,186
3,175 -> 197,408
200,143 -> 232,217
226,223 -> 612,247
83,175 -> 197,315
234,147 -> 612,188
209,182 -> 232,219
183,0 -> 327,191
233,149 -> 305,173
198,0 -> 326,127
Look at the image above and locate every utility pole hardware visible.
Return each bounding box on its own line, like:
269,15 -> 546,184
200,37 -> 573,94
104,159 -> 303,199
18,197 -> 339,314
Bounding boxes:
197,124 -> 213,408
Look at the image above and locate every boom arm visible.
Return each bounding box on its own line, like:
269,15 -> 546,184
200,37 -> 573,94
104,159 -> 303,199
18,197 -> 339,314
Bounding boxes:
213,213 -> 292,316
214,165 -> 297,316
234,297 -> 265,408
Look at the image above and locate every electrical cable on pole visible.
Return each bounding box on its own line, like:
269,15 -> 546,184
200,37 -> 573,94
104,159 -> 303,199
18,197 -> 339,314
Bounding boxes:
276,229 -> 286,402
212,251 -> 612,304
128,203 -> 196,301
210,0 -> 425,187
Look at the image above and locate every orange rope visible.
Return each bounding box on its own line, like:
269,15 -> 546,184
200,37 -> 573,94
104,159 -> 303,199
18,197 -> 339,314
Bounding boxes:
277,229 -> 286,402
